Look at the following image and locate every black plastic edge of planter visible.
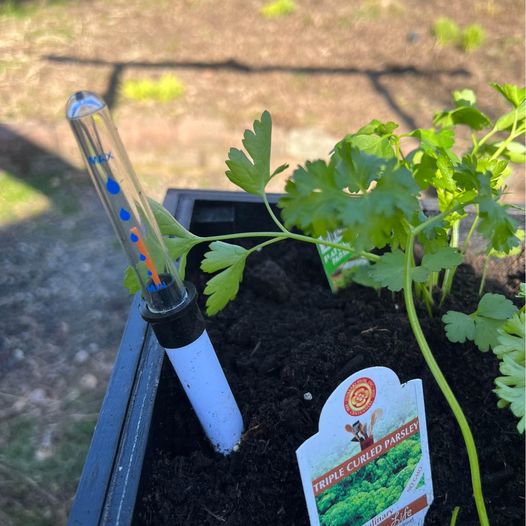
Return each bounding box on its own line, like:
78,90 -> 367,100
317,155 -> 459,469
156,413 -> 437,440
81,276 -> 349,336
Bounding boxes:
67,294 -> 148,526
68,190 -> 523,526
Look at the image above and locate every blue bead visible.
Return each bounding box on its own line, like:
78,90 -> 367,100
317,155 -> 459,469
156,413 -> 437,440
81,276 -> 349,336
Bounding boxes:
106,178 -> 120,195
119,208 -> 131,221
130,233 -> 139,243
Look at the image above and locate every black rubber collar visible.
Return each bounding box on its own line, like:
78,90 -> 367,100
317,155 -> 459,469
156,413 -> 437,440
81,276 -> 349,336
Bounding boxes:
141,281 -> 205,349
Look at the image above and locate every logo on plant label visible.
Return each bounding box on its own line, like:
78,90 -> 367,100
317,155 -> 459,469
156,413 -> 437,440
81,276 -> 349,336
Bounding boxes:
344,377 -> 376,416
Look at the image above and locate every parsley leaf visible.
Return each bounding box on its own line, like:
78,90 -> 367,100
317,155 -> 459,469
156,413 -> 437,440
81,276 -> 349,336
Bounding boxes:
491,83 -> 526,108
442,311 -> 476,343
492,307 -> 525,432
434,106 -> 491,130
279,160 -> 348,237
421,247 -> 463,271
280,137 -> 420,252
204,263 -> 247,316
348,263 -> 381,290
342,133 -> 395,159
433,89 -> 491,130
165,237 -> 200,260
332,143 -> 389,192
477,293 -> 518,320
369,250 -> 405,291
148,197 -> 195,238
201,242 -> 249,315
477,197 -> 520,253
368,249 -> 429,290
410,127 -> 456,152
355,119 -> 399,137
201,241 -> 248,273
454,89 -> 477,107
124,265 -> 141,294
443,293 -> 518,351
225,111 -> 287,195
474,318 -> 503,352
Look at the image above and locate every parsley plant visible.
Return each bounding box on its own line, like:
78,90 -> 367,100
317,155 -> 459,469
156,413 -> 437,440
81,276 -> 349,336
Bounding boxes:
127,83 -> 524,526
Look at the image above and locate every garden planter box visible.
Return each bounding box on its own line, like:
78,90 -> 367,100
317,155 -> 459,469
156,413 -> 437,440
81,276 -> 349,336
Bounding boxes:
68,190 -> 524,526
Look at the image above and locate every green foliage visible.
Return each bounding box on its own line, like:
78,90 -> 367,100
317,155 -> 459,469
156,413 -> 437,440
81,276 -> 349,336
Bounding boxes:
433,17 -> 461,47
124,85 -> 524,319
316,434 -> 422,525
346,263 -> 380,290
201,242 -> 248,315
121,74 -> 185,103
260,0 -> 296,19
368,247 -> 462,291
433,18 -> 485,52
0,414 -> 96,525
226,110 -> 288,196
434,90 -> 491,130
462,24 -> 486,52
118,84 -> 524,524
442,293 -> 518,351
477,197 -> 520,253
491,83 -> 526,109
0,0 -> 40,18
280,127 -> 420,252
123,265 -> 141,294
421,247 -> 463,271
492,289 -> 525,433
147,197 -> 194,238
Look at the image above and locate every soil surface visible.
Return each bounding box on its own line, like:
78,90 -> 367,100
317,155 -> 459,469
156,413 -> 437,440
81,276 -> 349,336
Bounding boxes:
134,237 -> 525,525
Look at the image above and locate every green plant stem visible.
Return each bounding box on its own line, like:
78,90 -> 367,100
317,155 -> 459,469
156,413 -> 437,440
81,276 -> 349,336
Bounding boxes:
471,132 -> 479,151
489,113 -> 521,161
450,507 -> 461,526
440,220 -> 460,305
247,237 -> 284,254
427,271 -> 439,301
393,136 -> 406,161
462,213 -> 479,254
178,253 -> 187,280
473,126 -> 498,155
403,232 -> 489,526
263,193 -> 289,234
419,283 -> 434,317
413,207 -> 459,236
479,256 -> 489,296
287,232 -> 380,262
199,231 -> 380,262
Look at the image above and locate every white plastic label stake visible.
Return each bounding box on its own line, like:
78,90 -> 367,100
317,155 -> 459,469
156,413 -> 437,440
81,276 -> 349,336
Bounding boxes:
296,367 -> 433,526
166,330 -> 244,454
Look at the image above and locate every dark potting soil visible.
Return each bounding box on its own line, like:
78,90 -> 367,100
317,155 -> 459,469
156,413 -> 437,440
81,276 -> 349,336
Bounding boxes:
134,240 -> 525,526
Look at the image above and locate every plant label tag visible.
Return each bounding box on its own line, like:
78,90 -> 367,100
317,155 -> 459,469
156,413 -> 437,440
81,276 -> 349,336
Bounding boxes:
296,367 -> 433,526
316,230 -> 368,292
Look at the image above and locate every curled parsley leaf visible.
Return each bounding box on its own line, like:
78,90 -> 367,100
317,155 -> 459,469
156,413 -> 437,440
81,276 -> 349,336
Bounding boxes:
443,293 -> 518,352
225,110 -> 288,196
201,242 -> 249,316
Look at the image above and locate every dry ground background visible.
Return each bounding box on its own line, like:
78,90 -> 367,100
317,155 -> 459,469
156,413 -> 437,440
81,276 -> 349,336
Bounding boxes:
0,0 -> 524,524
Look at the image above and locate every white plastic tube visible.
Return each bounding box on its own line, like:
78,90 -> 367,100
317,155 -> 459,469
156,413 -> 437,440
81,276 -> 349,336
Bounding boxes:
165,330 -> 244,454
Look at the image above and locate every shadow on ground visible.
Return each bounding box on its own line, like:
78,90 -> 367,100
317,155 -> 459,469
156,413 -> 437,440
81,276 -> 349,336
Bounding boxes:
45,54 -> 470,130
